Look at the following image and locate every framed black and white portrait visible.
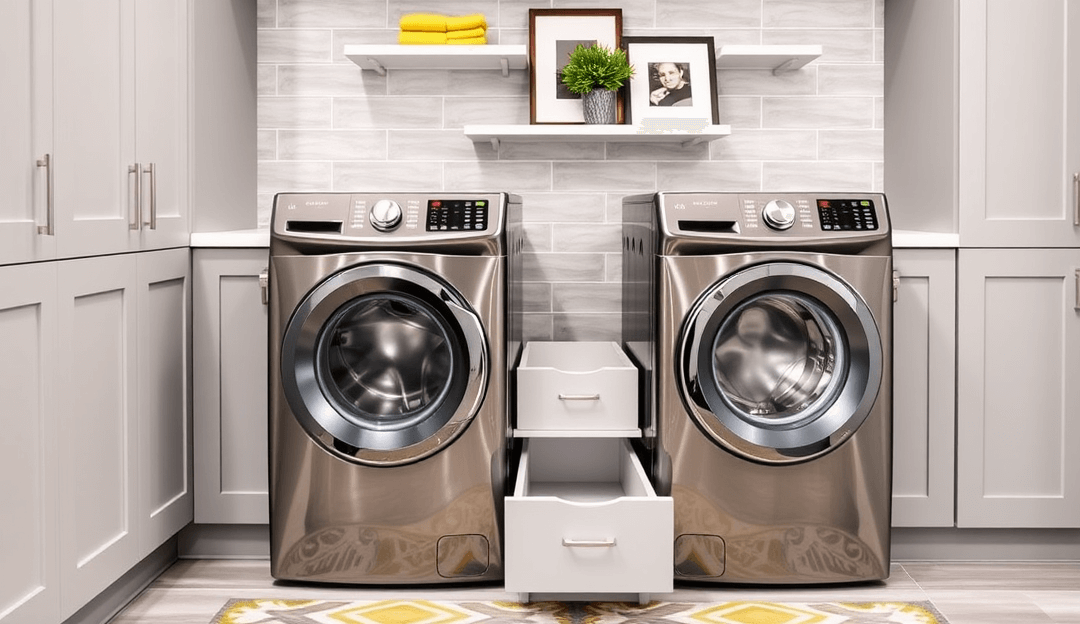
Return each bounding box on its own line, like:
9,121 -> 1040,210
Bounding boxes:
622,36 -> 719,127
528,8 -> 623,124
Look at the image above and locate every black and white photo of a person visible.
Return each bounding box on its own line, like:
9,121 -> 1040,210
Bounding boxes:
648,62 -> 692,106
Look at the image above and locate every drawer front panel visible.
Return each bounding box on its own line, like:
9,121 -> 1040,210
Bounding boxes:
516,369 -> 637,431
505,497 -> 672,593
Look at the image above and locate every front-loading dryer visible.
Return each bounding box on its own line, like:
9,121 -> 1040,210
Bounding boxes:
269,192 -> 521,584
623,192 -> 892,584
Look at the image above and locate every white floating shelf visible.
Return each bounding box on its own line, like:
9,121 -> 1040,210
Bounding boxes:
344,44 -> 527,76
716,44 -> 823,73
464,124 -> 732,150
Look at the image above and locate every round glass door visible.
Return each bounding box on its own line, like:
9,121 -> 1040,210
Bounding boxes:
281,264 -> 487,466
680,262 -> 882,463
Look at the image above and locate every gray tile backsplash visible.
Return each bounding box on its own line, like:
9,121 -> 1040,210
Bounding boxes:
257,0 -> 882,340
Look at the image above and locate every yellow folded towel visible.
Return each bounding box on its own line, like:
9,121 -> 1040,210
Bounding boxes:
399,13 -> 446,32
446,26 -> 486,40
445,13 -> 487,32
399,31 -> 447,44
447,36 -> 487,45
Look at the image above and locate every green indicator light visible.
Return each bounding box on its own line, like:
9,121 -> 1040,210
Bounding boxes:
860,200 -> 870,206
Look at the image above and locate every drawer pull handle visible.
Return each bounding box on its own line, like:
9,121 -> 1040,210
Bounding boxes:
562,538 -> 616,548
558,393 -> 600,401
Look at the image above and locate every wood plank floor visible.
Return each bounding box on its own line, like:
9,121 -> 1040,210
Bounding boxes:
108,559 -> 1080,623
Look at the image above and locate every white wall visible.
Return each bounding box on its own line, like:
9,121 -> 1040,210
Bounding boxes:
255,0 -> 884,341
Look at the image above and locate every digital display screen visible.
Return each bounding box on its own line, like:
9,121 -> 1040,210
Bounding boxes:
817,199 -> 878,231
426,199 -> 488,231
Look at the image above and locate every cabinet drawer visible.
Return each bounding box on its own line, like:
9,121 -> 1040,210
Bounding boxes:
515,342 -> 638,434
505,438 -> 672,594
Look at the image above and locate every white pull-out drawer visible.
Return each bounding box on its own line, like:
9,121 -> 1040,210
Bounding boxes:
505,438 -> 673,595
515,342 -> 638,435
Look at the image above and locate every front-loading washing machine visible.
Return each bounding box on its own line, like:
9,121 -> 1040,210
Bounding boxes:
623,192 -> 892,584
268,192 -> 521,584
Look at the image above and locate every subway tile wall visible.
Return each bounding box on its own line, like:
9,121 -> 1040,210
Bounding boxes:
257,0 -> 884,341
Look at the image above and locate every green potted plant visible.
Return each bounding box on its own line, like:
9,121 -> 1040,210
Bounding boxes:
560,43 -> 635,124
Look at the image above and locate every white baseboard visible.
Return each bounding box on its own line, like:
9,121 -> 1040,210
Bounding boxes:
178,524 -> 270,559
62,538 -> 177,624
893,527 -> 1080,561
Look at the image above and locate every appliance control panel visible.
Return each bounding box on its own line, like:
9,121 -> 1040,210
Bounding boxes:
426,199 -> 489,231
657,192 -> 888,242
272,193 -> 503,241
816,198 -> 879,231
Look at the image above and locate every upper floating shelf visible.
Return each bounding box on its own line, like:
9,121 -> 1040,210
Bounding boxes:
715,44 -> 823,73
343,44 -> 527,76
464,124 -> 732,150
344,44 -> 822,77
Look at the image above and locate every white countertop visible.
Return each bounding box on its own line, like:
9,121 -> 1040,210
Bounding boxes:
189,229 -> 270,248
892,230 -> 960,248
187,228 -> 958,249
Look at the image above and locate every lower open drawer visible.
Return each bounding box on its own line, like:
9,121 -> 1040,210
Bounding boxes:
505,438 -> 673,595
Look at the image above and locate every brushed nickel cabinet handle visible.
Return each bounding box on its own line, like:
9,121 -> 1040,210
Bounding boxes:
260,268 -> 269,306
562,538 -> 616,548
558,393 -> 601,401
128,163 -> 142,230
1073,172 -> 1079,227
143,163 -> 157,230
1075,270 -> 1079,311
36,154 -> 53,235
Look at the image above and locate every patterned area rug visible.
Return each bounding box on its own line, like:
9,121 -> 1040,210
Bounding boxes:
210,599 -> 950,624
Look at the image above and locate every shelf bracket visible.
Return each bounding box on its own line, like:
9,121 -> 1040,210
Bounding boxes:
683,136 -> 709,148
772,57 -> 799,75
366,58 -> 387,76
489,137 -> 500,151
500,58 -> 510,77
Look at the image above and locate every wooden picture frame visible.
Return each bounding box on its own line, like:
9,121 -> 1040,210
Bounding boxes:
622,36 -> 719,128
528,8 -> 623,124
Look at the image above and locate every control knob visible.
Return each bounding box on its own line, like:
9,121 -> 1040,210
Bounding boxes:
762,199 -> 796,231
369,199 -> 402,231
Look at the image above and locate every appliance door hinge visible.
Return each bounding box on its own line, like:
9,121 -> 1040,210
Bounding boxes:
892,270 -> 900,303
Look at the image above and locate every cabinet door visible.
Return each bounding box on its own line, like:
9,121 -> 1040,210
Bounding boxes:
0,0 -> 55,264
892,249 -> 957,527
957,248 -> 1080,528
134,0 -> 189,250
959,0 -> 1080,247
52,0 -> 137,258
0,264 -> 60,624
57,255 -> 140,619
193,248 -> 270,524
137,248 -> 193,555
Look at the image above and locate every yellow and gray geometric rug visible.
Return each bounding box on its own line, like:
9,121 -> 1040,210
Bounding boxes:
210,599 -> 949,624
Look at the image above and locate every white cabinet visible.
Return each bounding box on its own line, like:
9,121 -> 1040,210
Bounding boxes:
56,255 -> 142,616
1,0 -> 188,265
506,438 -> 672,600
507,342 -> 671,601
956,248 -> 1080,528
50,0 -> 188,259
56,249 -> 192,618
0,251 -> 191,622
958,0 -> 1080,247
891,249 -> 956,528
137,249 -> 193,553
192,248 -> 269,524
0,0 -> 54,265
0,263 -> 60,624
